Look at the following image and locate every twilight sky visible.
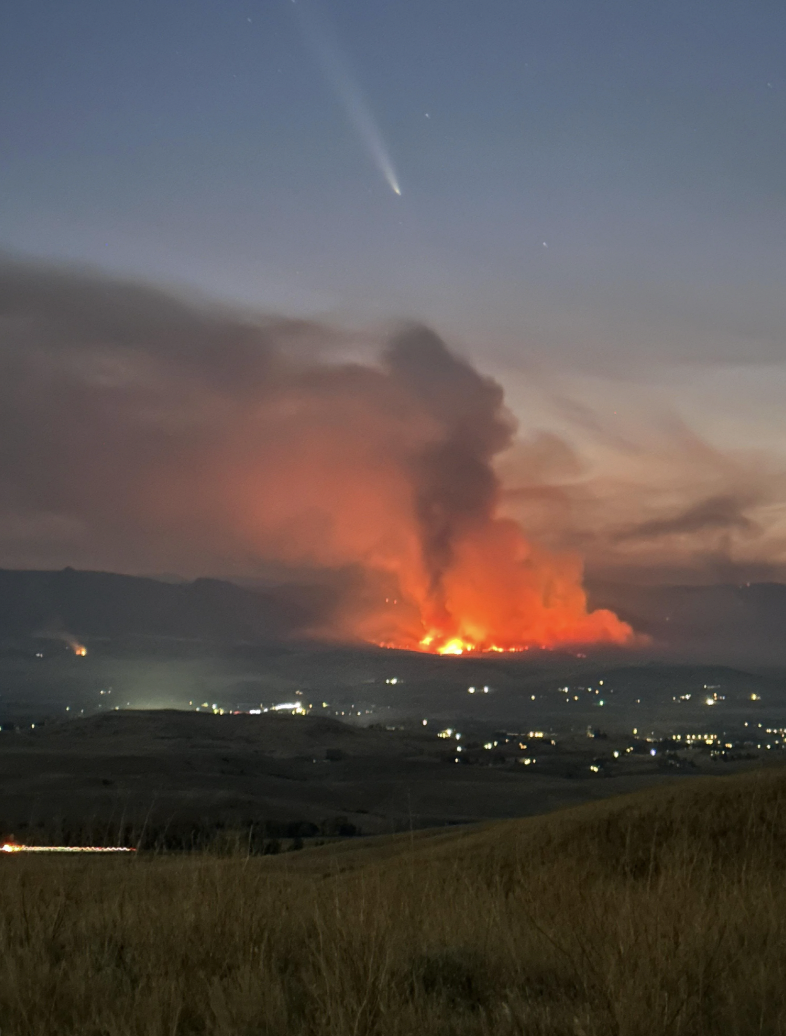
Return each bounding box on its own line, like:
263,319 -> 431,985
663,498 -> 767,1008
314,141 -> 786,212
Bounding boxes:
2,0 -> 786,587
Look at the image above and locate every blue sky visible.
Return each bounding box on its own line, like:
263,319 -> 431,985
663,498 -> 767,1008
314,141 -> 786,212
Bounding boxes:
3,0 -> 785,362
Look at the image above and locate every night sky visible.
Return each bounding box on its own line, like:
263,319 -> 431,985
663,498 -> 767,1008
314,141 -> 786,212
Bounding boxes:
2,0 -> 785,587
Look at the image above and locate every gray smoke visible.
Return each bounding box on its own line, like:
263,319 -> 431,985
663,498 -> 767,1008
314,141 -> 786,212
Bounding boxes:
385,325 -> 515,598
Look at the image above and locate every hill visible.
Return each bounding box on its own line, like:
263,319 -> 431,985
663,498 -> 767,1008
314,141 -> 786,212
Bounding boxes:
0,567 -> 320,642
1,767 -> 785,1034
589,578 -> 786,664
5,567 -> 786,667
0,709 -> 712,843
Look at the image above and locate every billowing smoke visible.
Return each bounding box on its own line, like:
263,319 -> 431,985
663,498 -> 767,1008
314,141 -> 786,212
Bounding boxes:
385,327 -> 512,601
0,258 -> 632,652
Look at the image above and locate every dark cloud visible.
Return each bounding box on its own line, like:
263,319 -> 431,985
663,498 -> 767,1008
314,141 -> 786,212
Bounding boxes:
614,493 -> 758,543
499,408 -> 786,587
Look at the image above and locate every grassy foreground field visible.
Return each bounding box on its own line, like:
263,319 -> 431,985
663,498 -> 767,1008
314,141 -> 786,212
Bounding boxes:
2,769 -> 786,1035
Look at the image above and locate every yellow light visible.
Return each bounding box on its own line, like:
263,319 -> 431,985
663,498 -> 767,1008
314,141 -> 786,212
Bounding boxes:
2,843 -> 135,853
438,638 -> 472,655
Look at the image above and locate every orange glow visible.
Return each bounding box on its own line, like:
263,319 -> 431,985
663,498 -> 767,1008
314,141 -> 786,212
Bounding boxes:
437,637 -> 475,656
231,451 -> 636,654
378,518 -> 636,655
133,327 -> 636,655
73,644 -> 87,657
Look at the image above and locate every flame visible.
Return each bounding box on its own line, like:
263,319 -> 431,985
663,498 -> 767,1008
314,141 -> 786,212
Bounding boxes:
377,520 -> 636,655
431,640 -> 528,655
59,636 -> 87,656
418,633 -> 535,656
436,637 -> 475,656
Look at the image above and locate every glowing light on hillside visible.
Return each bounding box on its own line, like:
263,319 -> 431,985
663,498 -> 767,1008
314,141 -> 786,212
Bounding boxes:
436,637 -> 474,655
410,630 -> 545,656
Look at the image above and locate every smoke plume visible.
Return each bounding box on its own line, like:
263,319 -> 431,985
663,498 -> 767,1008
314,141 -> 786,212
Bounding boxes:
0,258 -> 632,651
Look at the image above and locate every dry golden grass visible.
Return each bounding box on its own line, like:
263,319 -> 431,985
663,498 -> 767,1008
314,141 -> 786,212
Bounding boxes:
2,768 -> 786,1035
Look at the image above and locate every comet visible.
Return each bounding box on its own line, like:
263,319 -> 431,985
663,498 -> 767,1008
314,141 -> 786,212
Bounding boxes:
292,0 -> 402,197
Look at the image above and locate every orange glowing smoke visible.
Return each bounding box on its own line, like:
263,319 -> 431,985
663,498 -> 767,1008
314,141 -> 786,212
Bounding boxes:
224,326 -> 636,654
72,643 -> 87,657
352,329 -> 635,655
382,518 -> 634,655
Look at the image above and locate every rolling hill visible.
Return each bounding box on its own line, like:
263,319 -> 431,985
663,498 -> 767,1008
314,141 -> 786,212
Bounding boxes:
1,766 -> 785,1034
0,567 -> 319,643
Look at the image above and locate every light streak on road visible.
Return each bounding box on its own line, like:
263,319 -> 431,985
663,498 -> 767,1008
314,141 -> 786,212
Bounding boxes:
2,844 -> 136,854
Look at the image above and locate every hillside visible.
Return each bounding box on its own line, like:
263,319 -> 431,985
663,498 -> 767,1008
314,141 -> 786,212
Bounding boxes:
0,710 -> 710,843
588,578 -> 786,664
0,567 -> 319,642
5,567 -> 786,666
1,768 -> 785,1035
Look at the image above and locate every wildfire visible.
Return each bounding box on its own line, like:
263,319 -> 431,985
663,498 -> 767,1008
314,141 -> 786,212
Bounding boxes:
1,843 -> 135,853
437,638 -> 472,655
400,555 -> 636,656
410,622 -> 632,656
73,644 -> 87,656
416,633 -> 539,655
